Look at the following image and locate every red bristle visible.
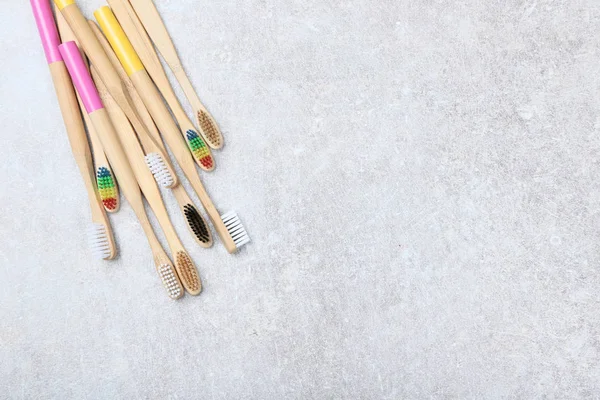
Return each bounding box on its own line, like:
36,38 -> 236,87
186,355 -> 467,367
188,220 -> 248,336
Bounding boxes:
103,198 -> 117,210
201,157 -> 213,169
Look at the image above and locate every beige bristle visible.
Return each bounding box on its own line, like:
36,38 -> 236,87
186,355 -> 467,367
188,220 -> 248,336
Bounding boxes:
197,110 -> 222,149
175,252 -> 202,295
157,263 -> 184,300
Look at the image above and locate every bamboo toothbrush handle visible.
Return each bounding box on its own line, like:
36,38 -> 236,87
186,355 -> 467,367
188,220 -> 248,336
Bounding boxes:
79,95 -> 109,167
56,3 -> 128,111
127,0 -> 223,151
88,15 -> 160,153
108,0 -> 187,121
49,63 -> 92,173
130,71 -> 185,144
53,4 -> 100,162
174,71 -> 205,111
126,0 -> 180,71
92,68 -> 155,193
93,7 -> 182,147
89,109 -> 142,204
109,0 -> 162,74
135,207 -> 169,262
53,5 -> 112,172
87,20 -> 169,160
126,0 -> 203,109
48,62 -> 109,227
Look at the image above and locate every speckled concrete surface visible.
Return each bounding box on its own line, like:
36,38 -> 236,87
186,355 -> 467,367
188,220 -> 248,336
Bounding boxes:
2,0 -> 600,398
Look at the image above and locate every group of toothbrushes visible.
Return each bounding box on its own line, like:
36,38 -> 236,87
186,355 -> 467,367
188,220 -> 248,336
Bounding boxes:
31,0 -> 250,300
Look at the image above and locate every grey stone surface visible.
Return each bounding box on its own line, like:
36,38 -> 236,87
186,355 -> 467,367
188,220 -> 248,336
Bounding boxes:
2,0 -> 600,398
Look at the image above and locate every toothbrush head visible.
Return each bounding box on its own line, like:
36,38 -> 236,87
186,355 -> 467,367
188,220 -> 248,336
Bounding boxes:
185,129 -> 214,171
96,166 -> 119,212
88,223 -> 113,260
221,211 -> 251,250
157,263 -> 184,300
197,110 -> 223,150
145,153 -> 174,188
175,251 -> 201,295
183,204 -> 213,248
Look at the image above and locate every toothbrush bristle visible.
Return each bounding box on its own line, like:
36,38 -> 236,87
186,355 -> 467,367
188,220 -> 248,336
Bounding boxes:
158,263 -> 183,300
183,204 -> 212,245
197,110 -> 222,149
145,153 -> 174,188
96,167 -> 118,212
186,130 -> 214,170
221,211 -> 250,249
88,223 -> 111,260
175,252 -> 201,295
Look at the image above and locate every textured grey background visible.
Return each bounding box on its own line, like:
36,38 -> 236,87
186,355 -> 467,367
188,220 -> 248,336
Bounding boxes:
1,0 -> 600,398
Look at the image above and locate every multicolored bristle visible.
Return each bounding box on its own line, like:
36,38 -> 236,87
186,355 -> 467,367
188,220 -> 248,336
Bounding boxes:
186,129 -> 214,171
175,251 -> 201,295
197,110 -> 223,149
96,166 -> 119,212
183,204 -> 212,247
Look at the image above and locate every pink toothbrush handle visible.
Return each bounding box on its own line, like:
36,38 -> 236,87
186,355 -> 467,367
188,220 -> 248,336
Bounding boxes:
59,41 -> 104,114
31,0 -> 62,64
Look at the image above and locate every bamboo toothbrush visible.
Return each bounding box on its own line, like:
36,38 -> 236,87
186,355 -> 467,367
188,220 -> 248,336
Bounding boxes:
89,20 -> 213,248
31,0 -> 116,260
58,41 -> 184,299
127,0 -> 224,150
53,0 -> 178,189
108,0 -> 214,171
96,7 -> 250,253
91,67 -> 202,294
54,7 -> 120,213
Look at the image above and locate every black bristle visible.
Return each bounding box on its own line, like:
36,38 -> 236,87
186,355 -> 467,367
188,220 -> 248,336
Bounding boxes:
184,204 -> 210,244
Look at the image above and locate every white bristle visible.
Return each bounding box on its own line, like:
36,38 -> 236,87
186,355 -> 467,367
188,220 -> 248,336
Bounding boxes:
158,264 -> 183,299
220,211 -> 250,248
88,223 -> 111,260
145,153 -> 174,188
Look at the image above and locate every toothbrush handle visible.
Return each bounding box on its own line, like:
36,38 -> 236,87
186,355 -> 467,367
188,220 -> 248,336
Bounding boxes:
127,0 -> 181,73
87,20 -> 168,160
108,0 -> 186,123
48,62 -> 116,257
57,4 -> 126,109
53,11 -> 113,171
89,108 -> 144,208
49,62 -> 92,169
126,0 -> 204,111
